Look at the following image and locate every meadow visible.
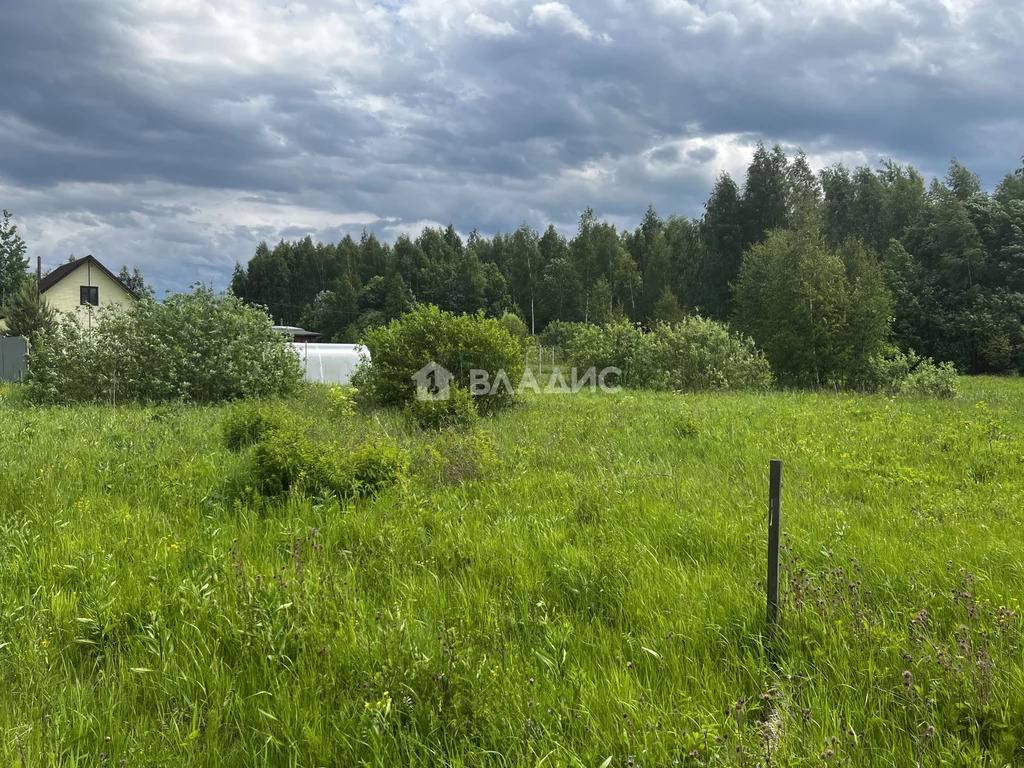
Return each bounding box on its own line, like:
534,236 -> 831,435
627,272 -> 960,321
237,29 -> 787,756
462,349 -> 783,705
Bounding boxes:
0,378 -> 1022,766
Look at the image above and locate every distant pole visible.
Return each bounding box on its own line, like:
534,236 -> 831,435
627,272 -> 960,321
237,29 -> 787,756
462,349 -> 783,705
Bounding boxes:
767,459 -> 782,642
538,344 -> 543,376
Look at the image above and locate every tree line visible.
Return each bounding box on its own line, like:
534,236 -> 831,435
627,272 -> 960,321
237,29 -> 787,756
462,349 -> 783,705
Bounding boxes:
230,145 -> 1024,376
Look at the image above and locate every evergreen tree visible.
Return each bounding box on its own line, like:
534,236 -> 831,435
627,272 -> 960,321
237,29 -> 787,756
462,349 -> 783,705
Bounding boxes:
697,173 -> 744,319
0,210 -> 29,310
1,278 -> 56,345
740,142 -> 791,248
118,265 -> 155,299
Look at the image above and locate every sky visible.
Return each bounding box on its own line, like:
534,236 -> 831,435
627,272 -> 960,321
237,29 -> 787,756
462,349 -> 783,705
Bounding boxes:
1,0 -> 1022,293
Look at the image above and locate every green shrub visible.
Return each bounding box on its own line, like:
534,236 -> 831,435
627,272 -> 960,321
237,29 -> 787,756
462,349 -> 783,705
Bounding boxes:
539,320 -> 590,353
644,318 -> 773,391
565,320 -> 645,388
221,400 -> 290,452
248,426 -> 315,496
405,386 -> 479,431
497,312 -> 530,347
904,362 -> 959,398
353,304 -> 524,415
27,286 -> 304,405
857,349 -> 959,398
567,318 -> 772,391
338,441 -> 408,498
247,427 -> 406,499
325,385 -> 357,419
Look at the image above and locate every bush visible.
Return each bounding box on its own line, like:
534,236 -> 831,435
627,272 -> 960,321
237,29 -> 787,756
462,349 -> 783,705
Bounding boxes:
405,385 -> 479,431
644,318 -> 774,391
857,349 -> 959,398
539,320 -> 589,353
248,428 -> 406,499
497,312 -> 530,348
325,385 -> 357,419
248,426 -> 316,496
27,286 -> 304,405
353,304 -> 525,415
564,320 -> 645,389
340,441 -> 408,498
221,400 -> 291,452
566,318 -> 772,391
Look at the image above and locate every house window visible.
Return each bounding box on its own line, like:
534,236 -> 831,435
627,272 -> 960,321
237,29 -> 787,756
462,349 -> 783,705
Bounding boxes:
80,286 -> 99,306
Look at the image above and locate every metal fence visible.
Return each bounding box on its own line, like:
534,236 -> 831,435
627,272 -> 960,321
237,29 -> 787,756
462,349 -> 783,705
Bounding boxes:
0,336 -> 28,382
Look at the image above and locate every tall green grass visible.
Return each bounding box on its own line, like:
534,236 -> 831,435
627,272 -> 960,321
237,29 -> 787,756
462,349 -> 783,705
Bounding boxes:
0,379 -> 1021,765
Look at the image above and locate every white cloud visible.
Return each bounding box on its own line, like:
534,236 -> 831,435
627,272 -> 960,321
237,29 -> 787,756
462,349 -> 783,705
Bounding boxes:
1,0 -> 1022,291
466,11 -> 518,38
528,2 -> 607,41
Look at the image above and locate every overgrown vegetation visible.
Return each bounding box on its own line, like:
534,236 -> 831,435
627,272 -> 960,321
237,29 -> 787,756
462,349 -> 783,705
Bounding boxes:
405,385 -> 479,431
221,399 -> 291,451
353,304 -> 525,414
26,286 -> 303,404
1,379 -> 1022,765
219,395 -> 407,500
246,424 -> 406,499
856,349 -> 960,398
566,317 -> 773,391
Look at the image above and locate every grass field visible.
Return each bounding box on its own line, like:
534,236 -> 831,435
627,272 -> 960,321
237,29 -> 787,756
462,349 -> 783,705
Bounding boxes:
1,378 -> 1022,766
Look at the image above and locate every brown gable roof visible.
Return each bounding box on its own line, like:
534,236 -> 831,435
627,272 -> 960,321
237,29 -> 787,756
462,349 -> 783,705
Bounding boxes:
39,255 -> 140,300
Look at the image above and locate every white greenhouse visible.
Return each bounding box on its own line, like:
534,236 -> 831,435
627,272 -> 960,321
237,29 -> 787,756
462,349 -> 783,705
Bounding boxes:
293,343 -> 369,386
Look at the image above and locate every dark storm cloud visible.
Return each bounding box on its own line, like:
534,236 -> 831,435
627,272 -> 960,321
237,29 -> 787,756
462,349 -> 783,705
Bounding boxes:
0,0 -> 1021,290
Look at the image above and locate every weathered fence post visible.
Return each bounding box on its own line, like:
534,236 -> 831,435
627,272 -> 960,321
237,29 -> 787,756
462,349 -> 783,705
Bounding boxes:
767,459 -> 782,642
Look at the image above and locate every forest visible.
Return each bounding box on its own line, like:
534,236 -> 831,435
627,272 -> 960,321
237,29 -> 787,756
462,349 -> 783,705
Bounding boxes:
230,145 -> 1024,376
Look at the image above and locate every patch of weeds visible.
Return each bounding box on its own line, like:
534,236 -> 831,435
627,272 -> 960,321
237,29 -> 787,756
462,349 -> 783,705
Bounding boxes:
406,386 -> 479,431
671,415 -> 700,440
221,399 -> 291,452
247,426 -> 406,499
414,428 -> 497,486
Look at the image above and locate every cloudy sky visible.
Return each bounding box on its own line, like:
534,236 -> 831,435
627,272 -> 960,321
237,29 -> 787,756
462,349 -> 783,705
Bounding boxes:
2,0 -> 1021,292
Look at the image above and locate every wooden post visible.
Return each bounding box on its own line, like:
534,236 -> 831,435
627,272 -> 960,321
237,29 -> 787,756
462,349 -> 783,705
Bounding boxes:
767,459 -> 782,641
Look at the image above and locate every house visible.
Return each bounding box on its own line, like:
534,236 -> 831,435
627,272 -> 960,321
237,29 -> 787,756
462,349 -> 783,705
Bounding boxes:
38,255 -> 139,329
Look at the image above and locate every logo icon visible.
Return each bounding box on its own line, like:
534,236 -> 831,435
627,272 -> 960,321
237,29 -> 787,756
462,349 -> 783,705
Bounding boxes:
413,361 -> 454,401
